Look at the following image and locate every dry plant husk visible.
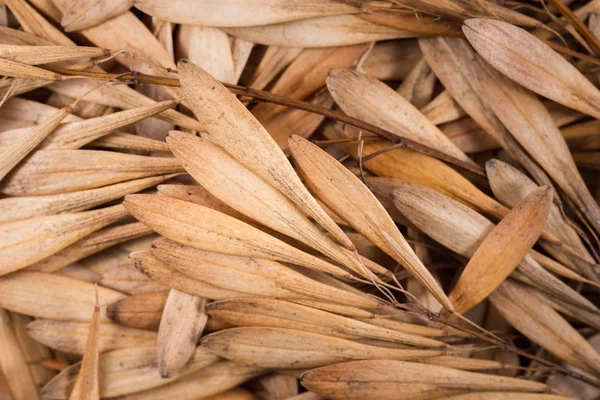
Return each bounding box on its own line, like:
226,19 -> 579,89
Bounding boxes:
1,3 -> 600,398
41,346 -> 218,399
300,360 -> 548,399
289,134 -> 452,311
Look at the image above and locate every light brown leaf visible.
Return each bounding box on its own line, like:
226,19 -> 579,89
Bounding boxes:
157,290 -> 207,378
68,290 -> 100,400
177,59 -> 353,250
463,18 -> 600,120
289,134 -> 452,311
447,187 -> 552,315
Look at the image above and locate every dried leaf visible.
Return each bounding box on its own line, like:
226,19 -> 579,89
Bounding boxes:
205,298 -> 446,348
201,327 -> 446,369
0,272 -> 125,321
0,44 -> 107,64
0,205 -> 127,274
42,346 -> 217,399
0,309 -> 42,400
478,61 -> 600,234
167,131 -> 378,281
0,150 -> 183,196
150,238 -> 384,309
27,319 -> 156,354
178,59 -> 353,250
106,291 -> 168,331
463,18 -> 600,120
490,279 -> 600,375
289,134 -> 452,311
390,183 -> 596,313
29,222 -> 153,273
326,68 -> 473,164
133,0 -> 358,26
118,360 -> 264,400
61,0 -> 133,31
123,194 -> 356,280
0,103 -> 72,181
68,290 -> 100,400
447,187 -> 552,315
157,290 -> 207,377
223,15 -> 416,47
0,175 -> 175,223
300,360 -> 547,399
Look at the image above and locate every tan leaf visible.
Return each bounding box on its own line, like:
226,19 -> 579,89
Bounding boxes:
0,150 -> 183,196
201,327 -> 446,369
106,291 -> 168,331
447,187 -> 552,315
326,68 -> 473,164
300,360 -> 547,399
205,298 -> 446,348
177,59 -> 353,250
463,18 -> 600,120
0,205 -> 127,274
42,346 -> 217,399
123,194 -> 356,280
289,134 -> 452,311
68,290 -> 100,400
490,279 -> 600,375
223,15 -> 416,47
157,290 -> 207,378
0,272 -> 126,321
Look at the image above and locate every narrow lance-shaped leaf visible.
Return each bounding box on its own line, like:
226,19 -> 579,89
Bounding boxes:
223,15 -> 416,47
27,319 -> 156,355
177,59 -> 354,251
157,290 -> 208,378
29,222 -> 153,273
131,252 -> 248,305
106,291 -> 168,331
61,0 -> 134,31
117,360 -> 264,400
0,309 -> 42,400
41,346 -> 218,399
133,0 -> 358,26
68,289 -> 100,400
486,159 -> 598,282
326,122 -> 509,220
167,131 -> 384,281
300,360 -> 547,400
490,279 -> 600,376
0,272 -> 126,322
0,57 -> 64,80
200,327 -> 447,369
0,174 -> 176,223
390,183 -> 596,313
289,134 -> 453,312
123,194 -> 357,281
39,99 -> 179,149
0,44 -> 108,64
445,187 -> 552,316
419,36 -> 556,195
478,63 -> 600,234
150,238 -> 384,310
0,101 -> 72,181
0,150 -> 183,196
205,298 -> 447,348
326,68 -> 474,165
463,18 -> 600,120
0,204 -> 127,275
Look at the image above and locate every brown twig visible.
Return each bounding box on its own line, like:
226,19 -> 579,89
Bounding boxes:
544,0 -> 600,57
43,66 -> 486,177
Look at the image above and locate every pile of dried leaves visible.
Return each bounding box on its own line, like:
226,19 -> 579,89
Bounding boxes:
1,0 -> 600,399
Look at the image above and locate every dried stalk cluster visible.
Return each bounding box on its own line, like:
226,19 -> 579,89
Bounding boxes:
0,0 -> 600,399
